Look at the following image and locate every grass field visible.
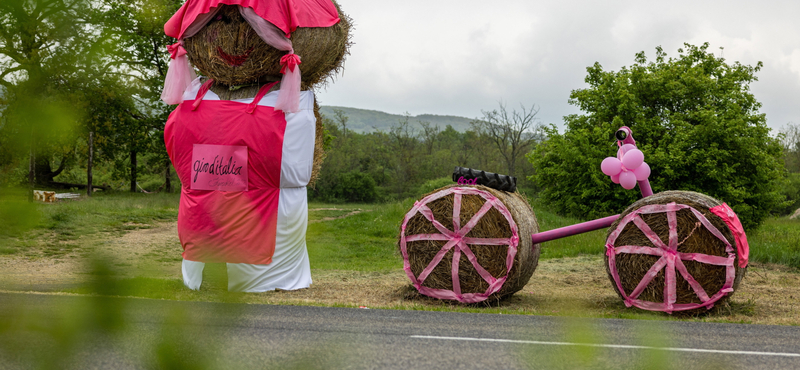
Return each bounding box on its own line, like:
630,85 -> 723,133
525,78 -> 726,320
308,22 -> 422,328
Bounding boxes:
2,191 -> 798,270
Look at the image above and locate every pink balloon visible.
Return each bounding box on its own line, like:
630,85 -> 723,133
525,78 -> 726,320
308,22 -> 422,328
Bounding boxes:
634,162 -> 651,181
611,173 -> 620,184
619,171 -> 637,190
622,149 -> 644,170
601,157 -> 622,176
618,144 -> 637,159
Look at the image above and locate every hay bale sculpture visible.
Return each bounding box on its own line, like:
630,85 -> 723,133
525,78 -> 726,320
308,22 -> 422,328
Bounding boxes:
399,176 -> 540,304
601,131 -> 749,313
161,0 -> 350,291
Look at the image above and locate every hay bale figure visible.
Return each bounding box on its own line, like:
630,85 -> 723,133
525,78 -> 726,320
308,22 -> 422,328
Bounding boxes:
162,0 -> 351,292
605,191 -> 749,314
399,185 -> 540,303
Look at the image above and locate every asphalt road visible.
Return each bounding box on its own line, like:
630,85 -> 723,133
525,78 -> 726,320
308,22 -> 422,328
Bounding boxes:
1,293 -> 799,369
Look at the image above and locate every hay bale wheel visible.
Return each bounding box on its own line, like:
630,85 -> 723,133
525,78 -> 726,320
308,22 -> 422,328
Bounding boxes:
605,191 -> 748,314
399,184 -> 540,304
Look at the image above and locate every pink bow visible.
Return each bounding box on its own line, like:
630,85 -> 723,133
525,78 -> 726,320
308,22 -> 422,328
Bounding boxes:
280,53 -> 302,74
167,42 -> 187,60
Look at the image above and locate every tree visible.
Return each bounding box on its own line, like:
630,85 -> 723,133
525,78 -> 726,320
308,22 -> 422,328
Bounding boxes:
0,0 -> 90,190
529,43 -> 784,230
471,102 -> 542,177
780,123 -> 800,173
95,0 -> 182,192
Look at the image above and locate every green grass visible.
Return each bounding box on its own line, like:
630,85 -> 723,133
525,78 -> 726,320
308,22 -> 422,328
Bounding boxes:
306,200 -> 413,271
747,217 -> 800,268
4,191 -> 798,272
0,191 -> 180,252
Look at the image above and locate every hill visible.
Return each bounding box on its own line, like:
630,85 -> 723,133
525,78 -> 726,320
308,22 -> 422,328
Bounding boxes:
318,106 -> 474,133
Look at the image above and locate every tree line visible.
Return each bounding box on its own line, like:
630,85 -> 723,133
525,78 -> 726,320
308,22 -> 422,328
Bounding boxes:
0,2 -> 797,230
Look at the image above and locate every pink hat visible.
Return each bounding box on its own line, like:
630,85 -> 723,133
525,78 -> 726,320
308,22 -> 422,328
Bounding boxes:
161,0 -> 341,112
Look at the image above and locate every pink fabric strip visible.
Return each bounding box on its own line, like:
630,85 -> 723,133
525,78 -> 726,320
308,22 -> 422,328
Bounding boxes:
459,241 -> 499,286
674,257 -> 710,302
405,234 -> 451,242
453,193 -> 462,231
605,202 -> 738,313
628,256 -> 667,300
246,81 -> 280,114
632,216 -> 668,249
451,248 -> 462,298
709,203 -> 749,268
613,245 -> 665,257
416,238 -> 459,284
192,79 -> 215,110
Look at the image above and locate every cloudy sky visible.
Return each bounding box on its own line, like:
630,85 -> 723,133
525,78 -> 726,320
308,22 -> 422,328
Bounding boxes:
314,0 -> 800,133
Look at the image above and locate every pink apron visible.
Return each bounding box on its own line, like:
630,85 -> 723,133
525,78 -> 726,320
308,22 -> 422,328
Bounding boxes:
165,80 -> 286,265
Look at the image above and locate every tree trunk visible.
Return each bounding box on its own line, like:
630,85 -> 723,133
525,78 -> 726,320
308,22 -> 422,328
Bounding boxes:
87,131 -> 94,197
28,139 -> 34,202
165,161 -> 172,193
130,150 -> 137,193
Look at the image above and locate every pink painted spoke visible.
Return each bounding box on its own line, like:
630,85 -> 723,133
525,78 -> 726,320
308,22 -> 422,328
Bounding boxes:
453,193 -> 462,232
632,216 -> 668,249
405,234 -> 451,242
459,242 -> 498,285
674,258 -> 710,302
667,209 -> 678,251
451,248 -> 462,297
417,238 -> 459,284
628,256 -> 667,299
460,200 -> 495,237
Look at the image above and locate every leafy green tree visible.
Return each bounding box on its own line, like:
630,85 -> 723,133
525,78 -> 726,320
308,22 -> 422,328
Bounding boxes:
529,43 -> 784,230
95,0 -> 182,192
0,0 -> 91,189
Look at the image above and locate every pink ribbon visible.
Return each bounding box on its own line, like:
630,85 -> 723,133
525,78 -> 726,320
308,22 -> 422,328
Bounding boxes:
167,42 -> 187,60
280,53 -> 301,74
399,187 -> 520,303
709,203 -> 749,268
606,202 -> 738,313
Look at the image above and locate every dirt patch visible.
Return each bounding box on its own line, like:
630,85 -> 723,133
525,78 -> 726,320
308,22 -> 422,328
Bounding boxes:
308,208 -> 370,223
1,223 -> 798,325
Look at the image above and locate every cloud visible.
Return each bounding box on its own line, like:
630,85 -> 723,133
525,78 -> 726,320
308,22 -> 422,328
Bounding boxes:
317,0 -> 800,131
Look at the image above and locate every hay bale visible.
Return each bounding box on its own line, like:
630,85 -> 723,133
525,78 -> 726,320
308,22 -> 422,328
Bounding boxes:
605,191 -> 746,314
184,3 -> 352,89
399,184 -> 540,303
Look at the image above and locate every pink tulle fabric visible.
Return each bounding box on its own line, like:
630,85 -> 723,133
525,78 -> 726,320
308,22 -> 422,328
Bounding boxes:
161,43 -> 197,105
239,7 -> 301,113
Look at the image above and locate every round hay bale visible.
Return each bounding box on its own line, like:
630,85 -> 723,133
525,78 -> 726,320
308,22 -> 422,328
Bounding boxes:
399,184 -> 540,304
184,3 -> 352,89
605,191 -> 747,314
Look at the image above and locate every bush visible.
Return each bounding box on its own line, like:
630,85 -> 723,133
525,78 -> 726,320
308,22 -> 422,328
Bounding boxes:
328,171 -> 378,203
529,43 -> 785,230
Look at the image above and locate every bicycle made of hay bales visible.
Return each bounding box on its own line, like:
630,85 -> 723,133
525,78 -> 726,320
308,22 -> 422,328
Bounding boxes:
399,126 -> 749,314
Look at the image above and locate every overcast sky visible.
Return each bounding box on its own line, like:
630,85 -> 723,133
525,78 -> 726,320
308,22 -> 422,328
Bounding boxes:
314,0 -> 800,133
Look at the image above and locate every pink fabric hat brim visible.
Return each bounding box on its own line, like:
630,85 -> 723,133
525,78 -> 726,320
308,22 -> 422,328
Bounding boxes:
165,0 -> 340,39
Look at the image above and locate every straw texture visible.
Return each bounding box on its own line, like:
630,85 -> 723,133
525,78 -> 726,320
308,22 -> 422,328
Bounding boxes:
401,184 -> 540,302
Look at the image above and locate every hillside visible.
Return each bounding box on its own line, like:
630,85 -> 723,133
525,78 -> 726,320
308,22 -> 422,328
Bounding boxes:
319,106 -> 474,133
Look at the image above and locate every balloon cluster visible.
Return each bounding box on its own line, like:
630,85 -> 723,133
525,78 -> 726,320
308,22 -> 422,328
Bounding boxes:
601,144 -> 651,190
